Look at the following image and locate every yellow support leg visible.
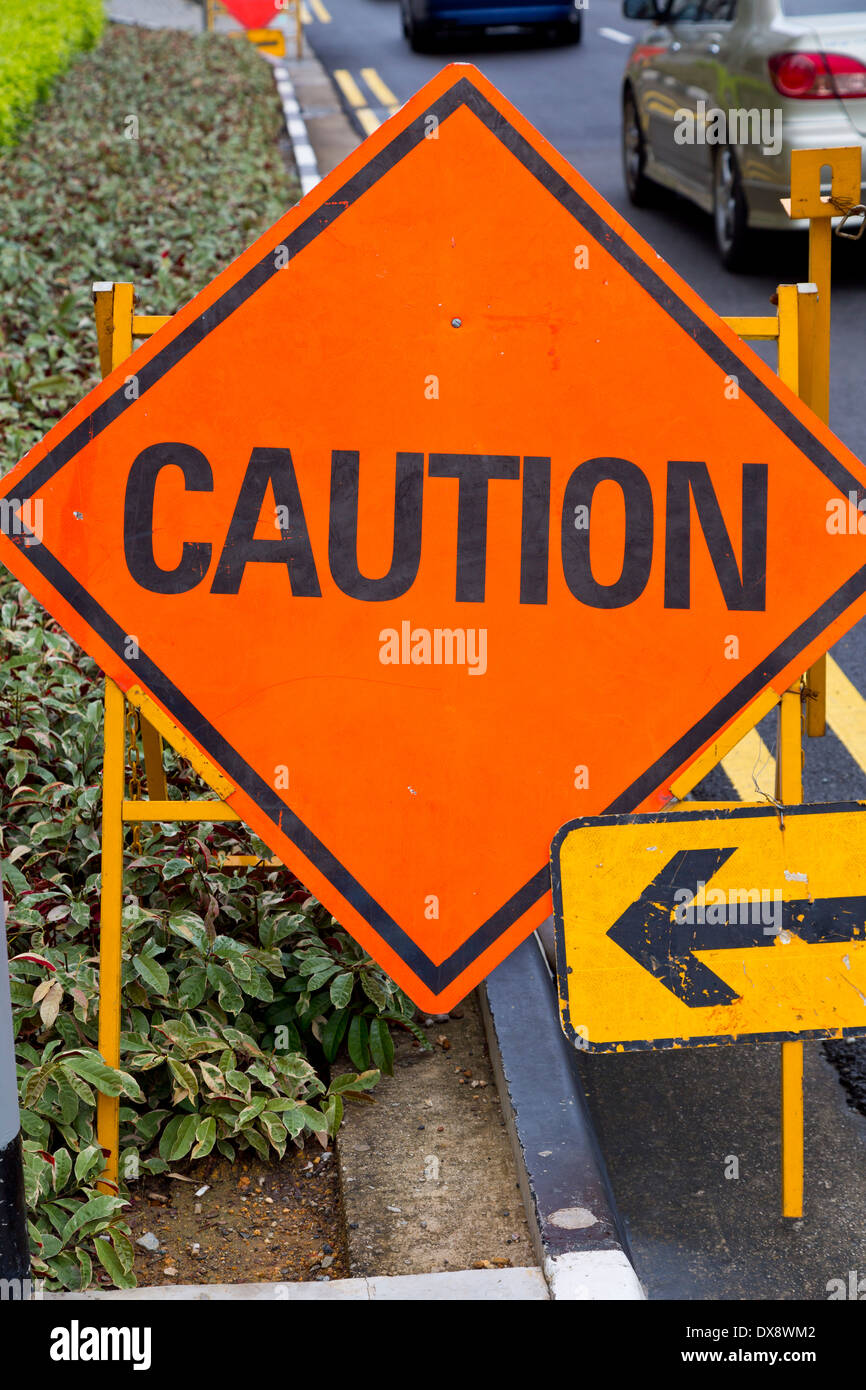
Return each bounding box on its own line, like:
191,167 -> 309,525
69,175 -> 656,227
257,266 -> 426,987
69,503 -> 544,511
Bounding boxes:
108,282 -> 134,370
807,217 -> 832,425
784,150 -> 860,737
97,679 -> 126,1193
776,282 -> 799,397
805,654 -> 827,739
140,715 -> 167,801
92,282 -> 167,793
806,221 -> 831,739
781,1042 -> 805,1220
775,680 -> 804,1218
777,279 -> 827,741
775,684 -> 803,805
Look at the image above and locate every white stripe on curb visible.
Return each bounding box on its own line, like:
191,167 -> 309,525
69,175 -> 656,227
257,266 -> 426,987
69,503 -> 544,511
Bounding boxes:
544,1250 -> 645,1301
272,62 -> 321,198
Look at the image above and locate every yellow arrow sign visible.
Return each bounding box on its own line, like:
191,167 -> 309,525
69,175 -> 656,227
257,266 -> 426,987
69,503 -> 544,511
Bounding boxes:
230,26 -> 287,56
552,803 -> 866,1052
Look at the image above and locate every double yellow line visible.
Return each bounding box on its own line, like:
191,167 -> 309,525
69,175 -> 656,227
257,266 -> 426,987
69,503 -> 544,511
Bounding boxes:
300,0 -> 332,21
334,67 -> 400,136
720,654 -> 866,801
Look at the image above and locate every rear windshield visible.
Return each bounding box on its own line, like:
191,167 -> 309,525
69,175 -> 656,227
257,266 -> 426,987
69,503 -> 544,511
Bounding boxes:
781,0 -> 866,14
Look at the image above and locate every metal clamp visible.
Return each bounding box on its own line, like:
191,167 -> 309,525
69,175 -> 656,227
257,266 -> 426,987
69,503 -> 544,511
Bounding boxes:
834,203 -> 866,241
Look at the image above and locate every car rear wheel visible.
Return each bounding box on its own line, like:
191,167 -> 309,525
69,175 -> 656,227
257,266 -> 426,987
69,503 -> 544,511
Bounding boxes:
713,148 -> 752,272
622,87 -> 657,208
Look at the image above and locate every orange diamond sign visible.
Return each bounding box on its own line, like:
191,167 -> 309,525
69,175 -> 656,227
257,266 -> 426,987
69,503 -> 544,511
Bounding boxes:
4,65 -> 866,1011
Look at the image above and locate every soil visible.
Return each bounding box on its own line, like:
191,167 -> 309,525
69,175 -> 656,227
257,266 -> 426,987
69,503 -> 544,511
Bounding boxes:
123,1146 -> 349,1288
339,991 -> 534,1277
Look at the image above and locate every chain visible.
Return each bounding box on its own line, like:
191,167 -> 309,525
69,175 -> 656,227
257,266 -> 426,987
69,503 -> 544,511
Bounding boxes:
125,700 -> 143,852
828,194 -> 866,241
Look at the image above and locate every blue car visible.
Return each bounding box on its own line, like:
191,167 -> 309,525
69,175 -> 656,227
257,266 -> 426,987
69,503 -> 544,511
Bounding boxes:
400,0 -> 583,50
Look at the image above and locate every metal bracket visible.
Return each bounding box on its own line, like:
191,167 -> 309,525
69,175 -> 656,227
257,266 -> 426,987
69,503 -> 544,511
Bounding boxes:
782,146 -> 862,220
124,685 -> 235,800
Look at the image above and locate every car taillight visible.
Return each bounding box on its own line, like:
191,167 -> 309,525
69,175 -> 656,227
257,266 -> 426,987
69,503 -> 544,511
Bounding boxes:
769,51 -> 866,99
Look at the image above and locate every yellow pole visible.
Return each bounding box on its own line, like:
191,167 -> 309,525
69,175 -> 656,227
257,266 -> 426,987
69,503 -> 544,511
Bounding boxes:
776,285 -> 805,1220
773,167 -> 838,1214
781,1039 -> 805,1219
92,282 -> 166,797
804,216 -> 832,737
140,718 -> 167,800
296,0 -> 303,59
776,680 -> 805,1218
807,217 -> 832,424
109,282 -> 134,371
96,678 -> 125,1193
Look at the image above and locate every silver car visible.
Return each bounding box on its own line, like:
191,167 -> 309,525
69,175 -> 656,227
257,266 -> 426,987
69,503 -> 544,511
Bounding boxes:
621,0 -> 866,267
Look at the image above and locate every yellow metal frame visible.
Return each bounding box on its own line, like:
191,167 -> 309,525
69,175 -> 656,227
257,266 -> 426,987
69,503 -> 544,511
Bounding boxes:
709,147 -> 857,1217
89,147 -> 852,1211
91,284 -> 281,1192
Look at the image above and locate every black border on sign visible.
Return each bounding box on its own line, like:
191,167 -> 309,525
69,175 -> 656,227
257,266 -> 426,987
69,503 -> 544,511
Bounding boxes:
551,801 -> 866,1050
6,77 -> 866,997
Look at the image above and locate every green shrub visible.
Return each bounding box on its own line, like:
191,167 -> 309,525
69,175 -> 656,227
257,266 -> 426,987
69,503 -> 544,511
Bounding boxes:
0,0 -> 105,147
0,25 -> 428,1292
0,24 -> 297,474
3,579 -> 426,1290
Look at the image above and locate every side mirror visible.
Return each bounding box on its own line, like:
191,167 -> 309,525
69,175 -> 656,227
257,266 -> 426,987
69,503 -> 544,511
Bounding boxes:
623,0 -> 660,18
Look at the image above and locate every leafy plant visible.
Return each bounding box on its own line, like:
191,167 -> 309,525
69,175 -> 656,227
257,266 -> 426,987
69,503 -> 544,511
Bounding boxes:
1,26 -> 426,1292
3,578 -> 427,1289
0,24 -> 297,474
0,0 -> 104,148
17,1038 -> 141,1289
262,919 -> 429,1079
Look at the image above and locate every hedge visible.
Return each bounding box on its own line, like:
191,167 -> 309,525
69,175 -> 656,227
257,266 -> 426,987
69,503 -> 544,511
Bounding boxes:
0,0 -> 105,146
0,22 -> 429,1292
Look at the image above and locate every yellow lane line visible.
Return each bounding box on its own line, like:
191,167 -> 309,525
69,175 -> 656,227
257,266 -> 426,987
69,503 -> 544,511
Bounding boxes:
308,0 -> 332,19
334,68 -> 366,107
826,654 -> 866,781
361,66 -> 399,110
356,107 -> 381,136
720,725 -> 776,802
715,653 -> 866,803
300,1 -> 312,22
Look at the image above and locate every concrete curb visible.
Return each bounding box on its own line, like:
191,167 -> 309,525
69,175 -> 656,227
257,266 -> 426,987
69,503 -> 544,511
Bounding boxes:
271,60 -> 321,197
480,933 -> 645,1301
45,1266 -> 549,1301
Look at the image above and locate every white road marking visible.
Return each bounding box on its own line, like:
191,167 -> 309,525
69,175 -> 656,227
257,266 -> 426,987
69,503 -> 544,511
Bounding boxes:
273,64 -> 321,197
599,26 -> 633,44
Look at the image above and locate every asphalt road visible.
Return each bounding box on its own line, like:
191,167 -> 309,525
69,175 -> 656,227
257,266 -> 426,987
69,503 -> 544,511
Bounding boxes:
297,0 -> 866,1299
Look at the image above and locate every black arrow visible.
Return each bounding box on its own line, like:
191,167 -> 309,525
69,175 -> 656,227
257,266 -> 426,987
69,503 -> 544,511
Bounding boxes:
606,848 -> 866,1007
